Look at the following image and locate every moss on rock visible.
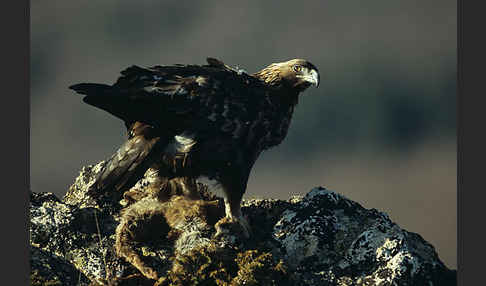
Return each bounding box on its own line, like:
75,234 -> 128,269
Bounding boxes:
155,246 -> 293,286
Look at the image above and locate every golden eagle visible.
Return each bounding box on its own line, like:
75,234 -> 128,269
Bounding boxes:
70,58 -> 319,237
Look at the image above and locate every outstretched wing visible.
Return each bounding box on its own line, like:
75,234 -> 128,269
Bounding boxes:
70,58 -> 268,137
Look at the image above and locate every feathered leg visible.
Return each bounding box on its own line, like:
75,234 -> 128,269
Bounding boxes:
215,163 -> 253,238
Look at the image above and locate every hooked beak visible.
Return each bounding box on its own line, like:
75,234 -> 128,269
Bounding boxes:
304,69 -> 320,88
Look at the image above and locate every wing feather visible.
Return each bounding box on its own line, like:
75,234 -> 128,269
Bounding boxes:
91,123 -> 169,195
70,59 -> 269,138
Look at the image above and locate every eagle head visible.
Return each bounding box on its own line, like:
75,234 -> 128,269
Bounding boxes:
254,59 -> 320,92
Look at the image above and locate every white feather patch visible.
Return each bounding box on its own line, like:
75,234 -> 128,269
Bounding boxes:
174,133 -> 197,153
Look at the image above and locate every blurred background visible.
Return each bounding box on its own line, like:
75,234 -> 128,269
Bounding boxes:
30,1 -> 456,268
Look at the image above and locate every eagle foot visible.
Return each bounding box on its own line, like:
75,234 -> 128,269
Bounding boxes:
214,215 -> 251,240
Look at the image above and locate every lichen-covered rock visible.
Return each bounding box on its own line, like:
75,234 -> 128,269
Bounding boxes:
29,162 -> 456,286
30,246 -> 90,286
273,187 -> 456,285
63,161 -> 108,209
30,191 -> 129,284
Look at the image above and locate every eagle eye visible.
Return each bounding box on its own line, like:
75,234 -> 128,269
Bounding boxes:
292,65 -> 302,72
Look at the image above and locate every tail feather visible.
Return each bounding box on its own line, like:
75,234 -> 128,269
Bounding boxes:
69,83 -> 114,95
70,83 -> 134,121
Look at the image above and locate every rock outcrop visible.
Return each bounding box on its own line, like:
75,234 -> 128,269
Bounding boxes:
30,161 -> 456,285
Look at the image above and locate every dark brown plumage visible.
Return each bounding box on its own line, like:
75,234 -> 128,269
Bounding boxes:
70,57 -> 319,237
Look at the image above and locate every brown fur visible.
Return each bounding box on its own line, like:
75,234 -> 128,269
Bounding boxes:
115,177 -> 224,280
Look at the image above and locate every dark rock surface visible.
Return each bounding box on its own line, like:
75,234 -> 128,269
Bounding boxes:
30,161 -> 456,285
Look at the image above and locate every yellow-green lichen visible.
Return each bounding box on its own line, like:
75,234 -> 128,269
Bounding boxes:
154,246 -> 293,286
30,270 -> 62,286
232,250 -> 289,286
